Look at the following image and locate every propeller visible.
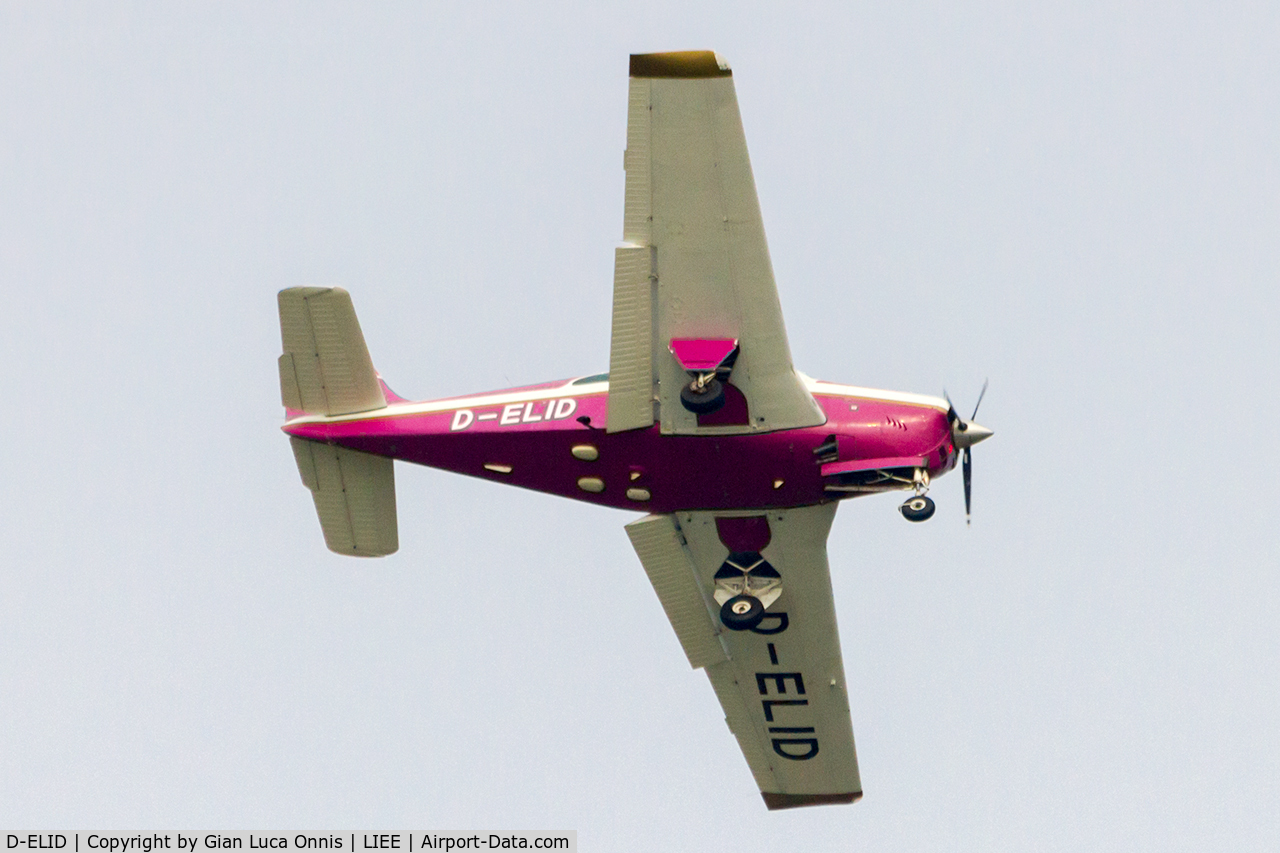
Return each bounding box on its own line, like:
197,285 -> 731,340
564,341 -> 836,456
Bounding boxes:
945,380 -> 993,525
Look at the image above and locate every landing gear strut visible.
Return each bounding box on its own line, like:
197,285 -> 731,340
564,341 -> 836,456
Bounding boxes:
899,468 -> 935,522
679,375 -> 726,414
670,339 -> 737,415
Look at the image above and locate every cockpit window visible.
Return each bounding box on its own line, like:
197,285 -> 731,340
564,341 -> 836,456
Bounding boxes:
571,373 -> 609,385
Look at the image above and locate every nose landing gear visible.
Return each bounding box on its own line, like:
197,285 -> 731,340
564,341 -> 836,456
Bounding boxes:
899,495 -> 936,522
899,468 -> 936,522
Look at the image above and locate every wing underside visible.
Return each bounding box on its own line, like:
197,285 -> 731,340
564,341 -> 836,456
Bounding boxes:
607,52 -> 825,436
625,503 -> 862,808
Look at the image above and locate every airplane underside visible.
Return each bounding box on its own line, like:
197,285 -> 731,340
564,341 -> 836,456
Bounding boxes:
275,50 -> 994,810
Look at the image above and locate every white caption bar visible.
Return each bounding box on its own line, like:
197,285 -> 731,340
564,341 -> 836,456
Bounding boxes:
3,834 -> 575,853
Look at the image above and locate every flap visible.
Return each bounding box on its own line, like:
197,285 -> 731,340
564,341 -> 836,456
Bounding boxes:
606,246 -> 658,433
624,515 -> 728,669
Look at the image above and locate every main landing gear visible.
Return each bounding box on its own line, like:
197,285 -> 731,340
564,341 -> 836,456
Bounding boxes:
680,374 -> 726,414
899,468 -> 936,522
670,338 -> 738,415
713,550 -> 780,631
720,594 -> 765,631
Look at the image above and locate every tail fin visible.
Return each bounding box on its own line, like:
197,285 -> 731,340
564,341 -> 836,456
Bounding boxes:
278,287 -> 387,416
279,287 -> 398,557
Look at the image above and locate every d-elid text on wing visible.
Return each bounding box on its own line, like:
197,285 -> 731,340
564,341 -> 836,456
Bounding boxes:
625,503 -> 862,809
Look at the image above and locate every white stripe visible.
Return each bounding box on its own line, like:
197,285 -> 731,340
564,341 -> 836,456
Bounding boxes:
800,374 -> 949,411
284,379 -> 608,426
283,374 -> 944,427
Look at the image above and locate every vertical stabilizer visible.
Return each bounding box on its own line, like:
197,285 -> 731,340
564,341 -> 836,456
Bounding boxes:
278,287 -> 387,416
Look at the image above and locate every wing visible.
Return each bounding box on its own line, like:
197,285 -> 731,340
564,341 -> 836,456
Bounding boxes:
625,503 -> 862,809
606,51 -> 826,435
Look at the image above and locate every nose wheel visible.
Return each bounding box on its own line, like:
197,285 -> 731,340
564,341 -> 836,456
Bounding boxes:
900,495 -> 936,522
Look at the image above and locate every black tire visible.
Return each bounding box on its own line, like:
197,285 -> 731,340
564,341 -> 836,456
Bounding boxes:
720,594 -> 765,631
899,495 -> 936,522
680,377 -> 726,414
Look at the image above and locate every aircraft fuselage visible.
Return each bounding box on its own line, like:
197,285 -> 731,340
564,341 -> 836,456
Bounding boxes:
282,376 -> 958,514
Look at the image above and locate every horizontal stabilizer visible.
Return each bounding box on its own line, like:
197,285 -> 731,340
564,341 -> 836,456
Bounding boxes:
290,437 -> 398,557
278,287 -> 387,416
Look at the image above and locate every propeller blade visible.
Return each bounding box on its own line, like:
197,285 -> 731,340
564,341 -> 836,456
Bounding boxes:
970,378 -> 988,422
944,390 -> 958,424
962,446 -> 972,526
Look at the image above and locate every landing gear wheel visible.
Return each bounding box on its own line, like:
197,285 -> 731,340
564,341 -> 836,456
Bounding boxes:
680,377 -> 725,414
720,595 -> 765,631
900,495 -> 936,522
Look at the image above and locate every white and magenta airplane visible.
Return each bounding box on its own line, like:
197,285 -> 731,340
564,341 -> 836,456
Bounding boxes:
277,51 -> 991,810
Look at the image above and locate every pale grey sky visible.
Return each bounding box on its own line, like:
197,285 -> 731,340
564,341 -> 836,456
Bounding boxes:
2,2 -> 1278,850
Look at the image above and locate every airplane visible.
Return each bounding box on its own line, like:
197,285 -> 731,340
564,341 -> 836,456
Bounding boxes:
276,50 -> 992,810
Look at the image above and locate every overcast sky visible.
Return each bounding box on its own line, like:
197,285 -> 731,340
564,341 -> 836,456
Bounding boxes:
2,2 -> 1278,850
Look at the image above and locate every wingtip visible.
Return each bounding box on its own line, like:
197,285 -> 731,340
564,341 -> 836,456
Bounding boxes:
761,791 -> 862,810
630,51 -> 731,78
